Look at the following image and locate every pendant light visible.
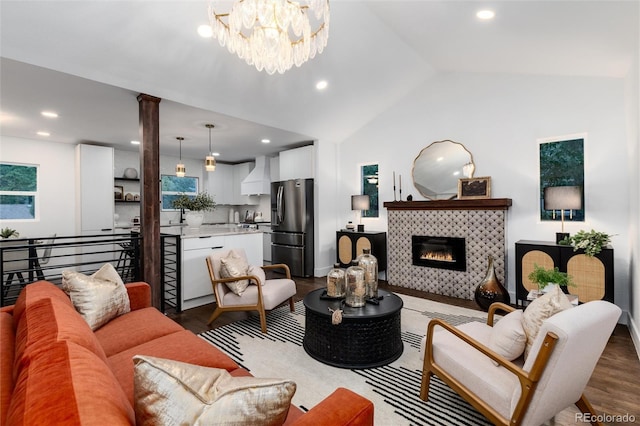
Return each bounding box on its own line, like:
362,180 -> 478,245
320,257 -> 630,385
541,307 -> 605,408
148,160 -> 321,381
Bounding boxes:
175,136 -> 186,177
205,124 -> 216,172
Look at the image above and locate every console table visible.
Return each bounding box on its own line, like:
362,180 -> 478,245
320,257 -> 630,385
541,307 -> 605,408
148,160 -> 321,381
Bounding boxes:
336,231 -> 387,279
302,288 -> 403,369
515,240 -> 614,306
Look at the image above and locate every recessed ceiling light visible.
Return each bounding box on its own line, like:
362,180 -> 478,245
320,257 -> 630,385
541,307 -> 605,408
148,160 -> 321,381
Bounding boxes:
476,10 -> 495,20
315,80 -> 328,90
131,140 -> 140,145
41,111 -> 58,118
36,131 -> 50,136
198,25 -> 213,38
261,139 -> 271,144
212,152 -> 220,156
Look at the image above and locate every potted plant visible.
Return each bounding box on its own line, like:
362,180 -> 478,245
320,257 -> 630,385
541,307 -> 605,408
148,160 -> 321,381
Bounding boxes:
527,263 -> 574,294
0,228 -> 20,239
559,229 -> 613,257
171,192 -> 216,228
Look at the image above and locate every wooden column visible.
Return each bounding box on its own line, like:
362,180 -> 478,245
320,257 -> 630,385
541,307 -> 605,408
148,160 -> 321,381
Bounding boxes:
137,94 -> 162,309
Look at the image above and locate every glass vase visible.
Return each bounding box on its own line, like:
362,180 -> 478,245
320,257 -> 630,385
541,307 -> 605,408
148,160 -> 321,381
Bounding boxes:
326,263 -> 345,297
357,248 -> 378,298
345,261 -> 366,307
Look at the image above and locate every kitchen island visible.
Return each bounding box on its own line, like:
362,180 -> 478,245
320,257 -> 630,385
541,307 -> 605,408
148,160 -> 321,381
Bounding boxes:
161,225 -> 263,310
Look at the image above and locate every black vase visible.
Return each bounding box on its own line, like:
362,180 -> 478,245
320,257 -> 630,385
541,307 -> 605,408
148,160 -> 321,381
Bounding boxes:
474,255 -> 510,311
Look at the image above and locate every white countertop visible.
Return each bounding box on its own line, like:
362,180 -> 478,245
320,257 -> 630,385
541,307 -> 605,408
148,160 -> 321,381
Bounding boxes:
160,224 -> 262,239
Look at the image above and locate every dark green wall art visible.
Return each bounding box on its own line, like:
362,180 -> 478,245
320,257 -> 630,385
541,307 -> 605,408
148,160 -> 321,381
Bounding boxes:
539,136 -> 585,222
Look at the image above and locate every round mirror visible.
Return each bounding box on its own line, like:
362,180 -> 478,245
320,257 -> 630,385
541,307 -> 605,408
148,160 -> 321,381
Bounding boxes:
411,140 -> 475,200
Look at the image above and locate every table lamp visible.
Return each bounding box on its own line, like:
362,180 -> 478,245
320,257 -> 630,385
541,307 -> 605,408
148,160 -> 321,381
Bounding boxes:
351,195 -> 370,232
543,185 -> 582,243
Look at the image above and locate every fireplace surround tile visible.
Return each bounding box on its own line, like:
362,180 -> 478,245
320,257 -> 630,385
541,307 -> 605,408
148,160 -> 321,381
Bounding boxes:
384,200 -> 511,301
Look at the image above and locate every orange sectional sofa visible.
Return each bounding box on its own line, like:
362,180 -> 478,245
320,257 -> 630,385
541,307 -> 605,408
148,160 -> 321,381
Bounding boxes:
0,281 -> 374,425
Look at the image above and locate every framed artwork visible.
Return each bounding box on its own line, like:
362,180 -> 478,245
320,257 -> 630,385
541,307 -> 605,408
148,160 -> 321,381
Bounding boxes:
360,163 -> 379,218
458,177 -> 491,199
538,134 -> 585,222
114,185 -> 124,200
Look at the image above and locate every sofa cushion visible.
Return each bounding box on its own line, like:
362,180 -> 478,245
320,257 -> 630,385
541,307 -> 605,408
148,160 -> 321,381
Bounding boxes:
12,280 -> 73,324
94,307 -> 185,357
1,312 -> 15,425
108,330 -> 240,405
14,296 -> 108,377
62,263 -> 131,331
6,340 -> 135,425
133,355 -> 296,426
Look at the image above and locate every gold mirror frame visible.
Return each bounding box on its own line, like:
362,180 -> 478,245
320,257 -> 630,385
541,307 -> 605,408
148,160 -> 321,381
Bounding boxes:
411,140 -> 475,200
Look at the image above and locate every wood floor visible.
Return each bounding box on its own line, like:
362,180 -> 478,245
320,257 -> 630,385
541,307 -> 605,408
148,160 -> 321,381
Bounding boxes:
168,277 -> 640,425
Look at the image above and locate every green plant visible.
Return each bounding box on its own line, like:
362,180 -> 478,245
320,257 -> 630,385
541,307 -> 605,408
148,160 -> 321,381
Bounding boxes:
560,229 -> 613,256
0,227 -> 19,239
171,192 -> 216,212
527,264 -> 574,291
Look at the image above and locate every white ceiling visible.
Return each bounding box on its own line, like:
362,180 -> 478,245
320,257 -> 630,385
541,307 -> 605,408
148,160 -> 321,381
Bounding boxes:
1,1 -> 637,163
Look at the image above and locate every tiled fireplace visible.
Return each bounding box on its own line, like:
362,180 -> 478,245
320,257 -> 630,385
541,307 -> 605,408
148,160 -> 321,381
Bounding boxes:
384,199 -> 512,300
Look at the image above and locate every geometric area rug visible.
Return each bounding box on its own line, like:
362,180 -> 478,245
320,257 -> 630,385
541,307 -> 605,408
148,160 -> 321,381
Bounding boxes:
199,294 -> 492,426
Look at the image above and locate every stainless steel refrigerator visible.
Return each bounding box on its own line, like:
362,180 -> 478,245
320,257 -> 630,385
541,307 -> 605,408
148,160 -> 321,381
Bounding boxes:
271,178 -> 314,277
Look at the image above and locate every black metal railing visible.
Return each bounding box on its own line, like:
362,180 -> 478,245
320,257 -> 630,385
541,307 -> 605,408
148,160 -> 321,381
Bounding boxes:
160,234 -> 181,313
0,233 -> 141,307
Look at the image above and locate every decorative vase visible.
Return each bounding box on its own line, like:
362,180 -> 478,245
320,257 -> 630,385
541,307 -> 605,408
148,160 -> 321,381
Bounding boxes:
345,261 -> 366,307
185,211 -> 204,228
474,255 -> 510,311
123,168 -> 138,179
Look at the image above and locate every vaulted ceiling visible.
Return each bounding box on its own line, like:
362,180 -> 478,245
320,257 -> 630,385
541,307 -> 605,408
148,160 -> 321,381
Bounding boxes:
1,1 -> 637,163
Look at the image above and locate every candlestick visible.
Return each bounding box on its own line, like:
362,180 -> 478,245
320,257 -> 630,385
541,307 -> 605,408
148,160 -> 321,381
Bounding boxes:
399,175 -> 402,201
393,171 -> 397,201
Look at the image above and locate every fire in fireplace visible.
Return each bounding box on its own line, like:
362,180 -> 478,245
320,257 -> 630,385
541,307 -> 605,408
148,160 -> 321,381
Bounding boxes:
412,236 -> 466,271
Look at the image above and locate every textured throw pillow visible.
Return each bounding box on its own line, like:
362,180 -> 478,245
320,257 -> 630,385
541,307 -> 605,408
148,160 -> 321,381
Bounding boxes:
522,285 -> 573,359
61,263 -> 131,330
133,355 -> 296,426
248,264 -> 266,286
488,309 -> 526,364
220,251 -> 250,295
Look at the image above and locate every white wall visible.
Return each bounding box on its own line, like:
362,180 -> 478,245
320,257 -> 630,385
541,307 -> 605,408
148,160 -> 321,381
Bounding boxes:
0,136 -> 76,237
329,71 -> 633,320
625,49 -> 640,353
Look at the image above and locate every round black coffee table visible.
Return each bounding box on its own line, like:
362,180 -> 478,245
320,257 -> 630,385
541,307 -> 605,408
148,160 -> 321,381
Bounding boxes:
302,288 -> 403,369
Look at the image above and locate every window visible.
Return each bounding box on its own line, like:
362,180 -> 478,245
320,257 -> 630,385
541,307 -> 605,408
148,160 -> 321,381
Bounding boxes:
161,175 -> 198,211
361,164 -> 379,218
0,163 -> 38,220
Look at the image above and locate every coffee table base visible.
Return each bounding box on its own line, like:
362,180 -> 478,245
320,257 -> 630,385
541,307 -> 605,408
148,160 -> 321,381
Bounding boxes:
303,302 -> 403,369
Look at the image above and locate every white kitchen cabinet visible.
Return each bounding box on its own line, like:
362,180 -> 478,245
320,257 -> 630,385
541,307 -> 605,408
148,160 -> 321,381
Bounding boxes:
205,163 -> 234,205
225,233 -> 263,265
181,235 -> 226,310
279,145 -> 314,180
205,162 -> 258,206
233,162 -> 258,205
76,144 -> 114,232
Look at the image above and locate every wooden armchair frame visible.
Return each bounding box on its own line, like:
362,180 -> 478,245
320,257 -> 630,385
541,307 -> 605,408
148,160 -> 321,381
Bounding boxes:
420,302 -> 602,426
205,258 -> 295,333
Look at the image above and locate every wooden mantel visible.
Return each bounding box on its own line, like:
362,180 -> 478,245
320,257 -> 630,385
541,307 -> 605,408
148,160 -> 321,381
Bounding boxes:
383,198 -> 512,211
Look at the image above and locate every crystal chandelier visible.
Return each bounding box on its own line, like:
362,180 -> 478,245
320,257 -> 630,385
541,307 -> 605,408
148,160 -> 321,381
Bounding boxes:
208,0 -> 330,75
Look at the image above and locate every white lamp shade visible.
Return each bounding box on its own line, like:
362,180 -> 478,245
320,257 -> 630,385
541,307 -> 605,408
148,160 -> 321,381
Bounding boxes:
543,186 -> 582,210
351,195 -> 370,211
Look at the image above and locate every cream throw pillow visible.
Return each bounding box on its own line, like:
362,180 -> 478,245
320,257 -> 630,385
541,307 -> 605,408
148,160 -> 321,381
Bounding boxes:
248,264 -> 266,286
488,309 -> 526,364
62,263 -> 130,330
133,355 -> 296,426
220,251 -> 250,295
522,285 -> 573,359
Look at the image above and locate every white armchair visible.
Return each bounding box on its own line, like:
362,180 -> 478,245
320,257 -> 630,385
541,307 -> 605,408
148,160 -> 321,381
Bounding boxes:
420,300 -> 621,426
205,248 -> 296,333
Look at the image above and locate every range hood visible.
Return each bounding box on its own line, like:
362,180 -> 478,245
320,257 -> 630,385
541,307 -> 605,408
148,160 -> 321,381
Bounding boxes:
241,156 -> 271,195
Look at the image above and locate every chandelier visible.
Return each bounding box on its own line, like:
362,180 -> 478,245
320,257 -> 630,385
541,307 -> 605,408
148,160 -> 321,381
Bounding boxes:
208,0 -> 330,75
